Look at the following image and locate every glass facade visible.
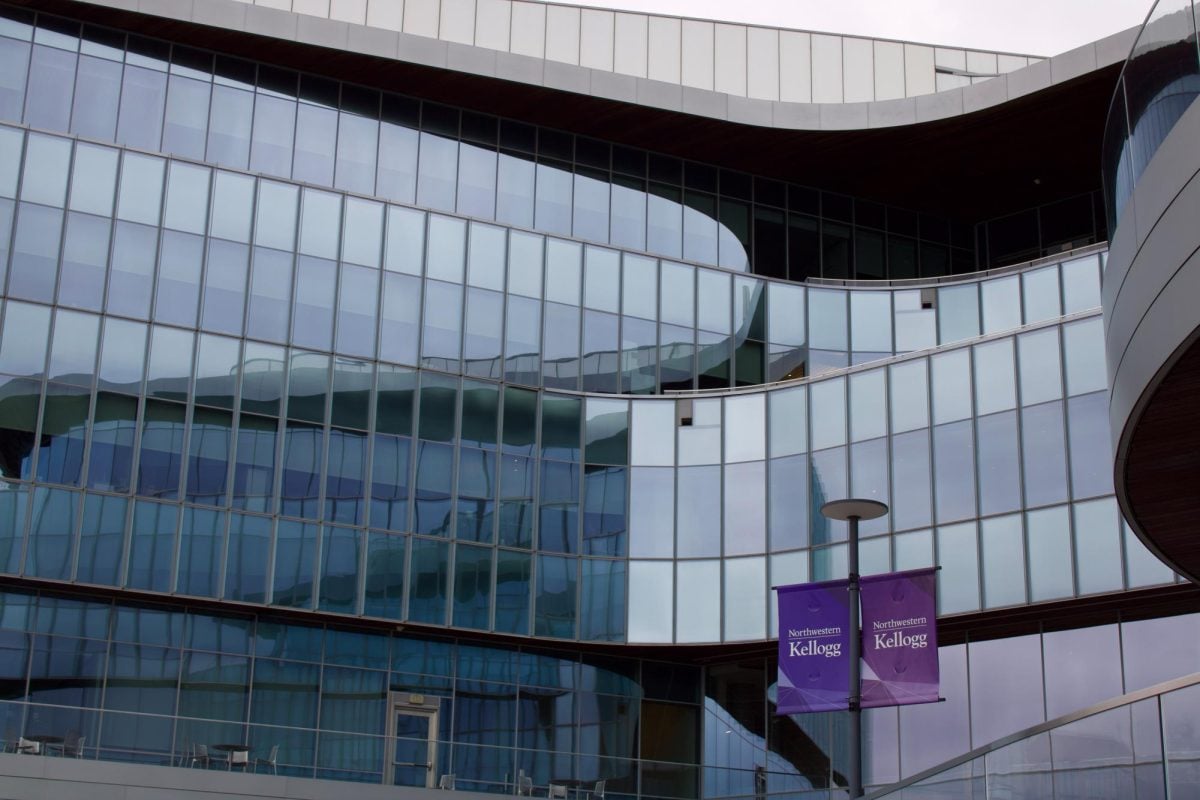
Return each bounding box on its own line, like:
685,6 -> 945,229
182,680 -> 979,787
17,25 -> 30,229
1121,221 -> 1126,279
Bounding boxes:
0,2 -> 1187,799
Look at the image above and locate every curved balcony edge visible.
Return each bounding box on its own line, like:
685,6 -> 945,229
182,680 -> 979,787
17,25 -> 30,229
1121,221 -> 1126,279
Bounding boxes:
1105,86 -> 1200,584
863,670 -> 1200,799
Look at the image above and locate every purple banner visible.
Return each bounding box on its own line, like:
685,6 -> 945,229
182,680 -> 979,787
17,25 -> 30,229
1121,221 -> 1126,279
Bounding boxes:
776,580 -> 851,714
860,568 -> 939,709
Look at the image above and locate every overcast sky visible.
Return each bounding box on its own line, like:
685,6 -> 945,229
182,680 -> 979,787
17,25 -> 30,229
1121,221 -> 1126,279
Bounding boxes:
556,0 -> 1147,57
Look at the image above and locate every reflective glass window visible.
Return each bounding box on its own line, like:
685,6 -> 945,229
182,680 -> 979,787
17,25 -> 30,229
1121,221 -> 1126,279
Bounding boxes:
26,488 -> 79,579
380,272 -> 421,366
1074,497 -> 1123,595
623,254 -> 658,320
177,506 -> 224,597
1027,505 -> 1073,601
1022,265 -> 1061,324
418,132 -> 458,212
931,349 -> 972,424
810,378 -> 846,451
224,513 -> 270,603
1063,317 -> 1106,396
1022,401 -> 1068,508
937,283 -> 980,344
465,222 -> 505,291
980,514 -> 1025,608
933,420 -> 975,524
128,501 -> 177,592
888,431 -> 931,532
583,247 -> 620,313
545,239 -> 582,306
427,214 -> 467,284
255,180 -> 298,251
0,301 -> 50,377
21,133 -> 70,207
210,171 -> 254,243
628,560 -> 672,642
336,264 -> 379,359
850,291 -> 891,353
810,447 -> 847,545
299,189 -> 341,261
47,311 -> 98,387
725,461 -> 766,556
628,467 -> 673,558
163,74 -> 211,159
9,203 -> 61,303
37,384 -> 88,486
250,92 -> 296,179
293,102 -> 337,186
889,360 -> 928,433
378,100 -> 419,203
1018,328 -> 1062,405
535,162 -> 572,236
974,338 -> 1016,415
137,400 -> 184,500
977,411 -> 1021,516
724,556 -> 765,641
207,84 -> 254,169
1068,391 -> 1113,499
87,393 -> 138,494
981,275 -> 1021,334
676,465 -> 721,558
630,401 -> 674,466
968,634 -> 1045,744
201,239 -> 249,336
496,152 -> 534,229
68,143 -> 118,216
116,65 -> 166,151
1061,255 -> 1101,313
116,154 -> 164,226
408,536 -> 449,624
273,519 -> 317,609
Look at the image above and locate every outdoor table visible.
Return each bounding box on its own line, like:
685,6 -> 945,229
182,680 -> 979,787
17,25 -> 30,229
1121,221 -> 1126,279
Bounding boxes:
26,735 -> 63,755
212,743 -> 250,770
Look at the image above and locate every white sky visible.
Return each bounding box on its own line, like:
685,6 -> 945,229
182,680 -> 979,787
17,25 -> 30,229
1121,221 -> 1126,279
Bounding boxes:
554,0 -> 1147,57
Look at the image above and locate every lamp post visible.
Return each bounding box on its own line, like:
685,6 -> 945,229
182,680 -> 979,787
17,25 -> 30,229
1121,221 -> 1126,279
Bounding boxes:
820,498 -> 889,800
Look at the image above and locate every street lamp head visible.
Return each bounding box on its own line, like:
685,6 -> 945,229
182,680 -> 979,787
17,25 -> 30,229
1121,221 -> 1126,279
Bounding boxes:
820,498 -> 889,521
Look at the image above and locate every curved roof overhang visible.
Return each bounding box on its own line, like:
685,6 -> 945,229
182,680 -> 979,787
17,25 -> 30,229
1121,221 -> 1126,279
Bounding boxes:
29,0 -> 1126,223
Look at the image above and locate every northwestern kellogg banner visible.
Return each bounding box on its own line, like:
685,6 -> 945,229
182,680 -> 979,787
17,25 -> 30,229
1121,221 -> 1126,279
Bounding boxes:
776,579 -> 851,714
859,568 -> 940,709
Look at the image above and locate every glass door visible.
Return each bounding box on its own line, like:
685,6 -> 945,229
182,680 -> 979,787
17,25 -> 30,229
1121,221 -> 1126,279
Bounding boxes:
386,705 -> 438,787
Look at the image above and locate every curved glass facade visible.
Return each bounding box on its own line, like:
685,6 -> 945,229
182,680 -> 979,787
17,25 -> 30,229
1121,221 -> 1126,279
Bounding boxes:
1103,0 -> 1200,229
0,5 -> 985,282
0,1 -> 1187,798
0,115 -> 1145,645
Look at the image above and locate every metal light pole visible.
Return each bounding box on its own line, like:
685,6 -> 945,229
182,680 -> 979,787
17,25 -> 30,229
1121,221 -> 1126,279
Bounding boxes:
820,498 -> 889,800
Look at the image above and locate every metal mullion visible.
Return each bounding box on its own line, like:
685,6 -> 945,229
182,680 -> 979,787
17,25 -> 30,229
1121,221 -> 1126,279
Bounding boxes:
309,353 -> 336,613
1009,334 -> 1034,607
1053,318 -> 1084,599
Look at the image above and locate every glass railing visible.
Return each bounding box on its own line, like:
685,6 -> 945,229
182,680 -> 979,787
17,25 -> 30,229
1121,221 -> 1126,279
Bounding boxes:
1103,0 -> 1200,231
864,672 -> 1200,799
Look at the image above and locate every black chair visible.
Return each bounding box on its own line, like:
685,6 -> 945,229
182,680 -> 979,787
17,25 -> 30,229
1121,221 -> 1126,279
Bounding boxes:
48,730 -> 84,758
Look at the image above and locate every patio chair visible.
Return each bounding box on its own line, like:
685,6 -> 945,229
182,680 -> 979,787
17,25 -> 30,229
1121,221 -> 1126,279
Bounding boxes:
439,773 -> 456,790
590,780 -> 606,800
254,744 -> 279,775
48,730 -> 84,758
229,747 -> 249,770
189,743 -> 214,769
517,770 -> 533,796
